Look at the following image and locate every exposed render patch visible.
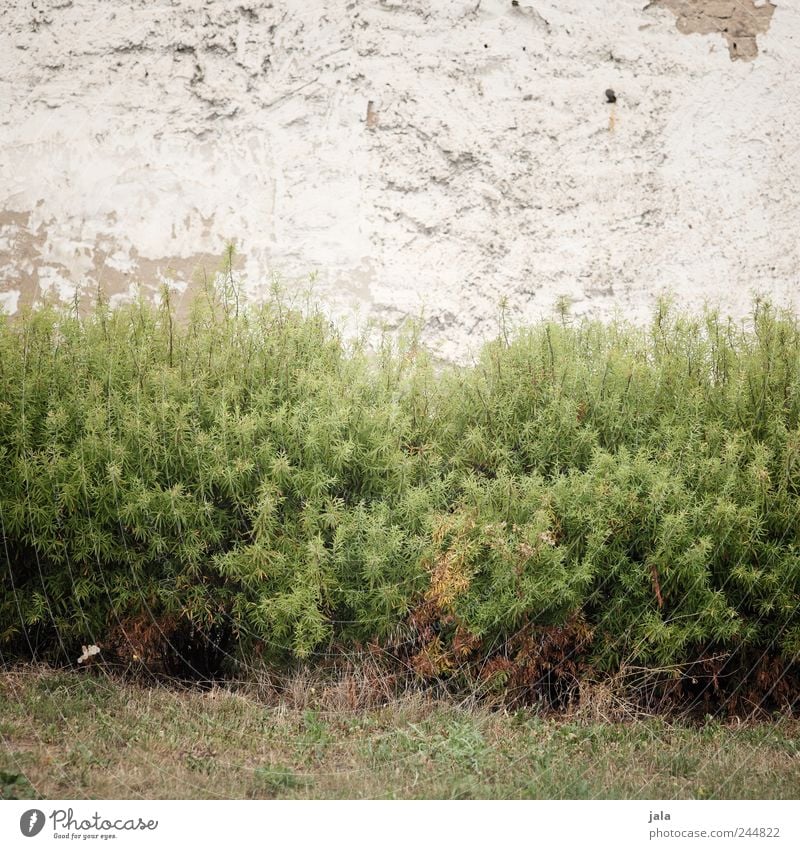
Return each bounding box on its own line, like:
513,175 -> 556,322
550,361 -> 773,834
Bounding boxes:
0,209 -> 234,317
652,0 -> 776,61
0,211 -> 47,311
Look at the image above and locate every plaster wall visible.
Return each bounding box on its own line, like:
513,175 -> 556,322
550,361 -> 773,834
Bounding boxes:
1,0 -> 797,359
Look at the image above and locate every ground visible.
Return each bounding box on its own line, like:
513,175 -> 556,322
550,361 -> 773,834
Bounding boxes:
0,667 -> 797,800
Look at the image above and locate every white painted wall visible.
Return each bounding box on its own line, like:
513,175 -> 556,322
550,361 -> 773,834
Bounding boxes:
1,0 -> 798,360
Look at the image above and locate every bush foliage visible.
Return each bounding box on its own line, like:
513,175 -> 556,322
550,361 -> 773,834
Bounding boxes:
1,284 -> 798,707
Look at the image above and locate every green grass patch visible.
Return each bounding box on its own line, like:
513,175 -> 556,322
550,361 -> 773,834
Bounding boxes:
0,667 -> 797,799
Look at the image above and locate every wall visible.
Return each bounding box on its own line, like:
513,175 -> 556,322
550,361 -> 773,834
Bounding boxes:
1,0 -> 797,359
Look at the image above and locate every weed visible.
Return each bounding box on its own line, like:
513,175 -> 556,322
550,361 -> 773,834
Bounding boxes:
0,768 -> 35,799
0,283 -> 798,711
253,764 -> 304,794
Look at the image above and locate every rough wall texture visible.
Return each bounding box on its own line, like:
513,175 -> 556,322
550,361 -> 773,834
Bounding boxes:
1,0 -> 798,359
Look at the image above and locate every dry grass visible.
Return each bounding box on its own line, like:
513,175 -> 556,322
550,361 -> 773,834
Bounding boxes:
1,665 -> 798,800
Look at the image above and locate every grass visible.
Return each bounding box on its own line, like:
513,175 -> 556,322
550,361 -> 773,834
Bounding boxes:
1,665 -> 797,799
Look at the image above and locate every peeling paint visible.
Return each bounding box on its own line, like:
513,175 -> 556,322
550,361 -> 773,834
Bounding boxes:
652,0 -> 776,61
0,210 -> 234,315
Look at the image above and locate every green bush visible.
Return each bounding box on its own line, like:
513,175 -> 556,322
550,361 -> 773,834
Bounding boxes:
1,284 -> 798,705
